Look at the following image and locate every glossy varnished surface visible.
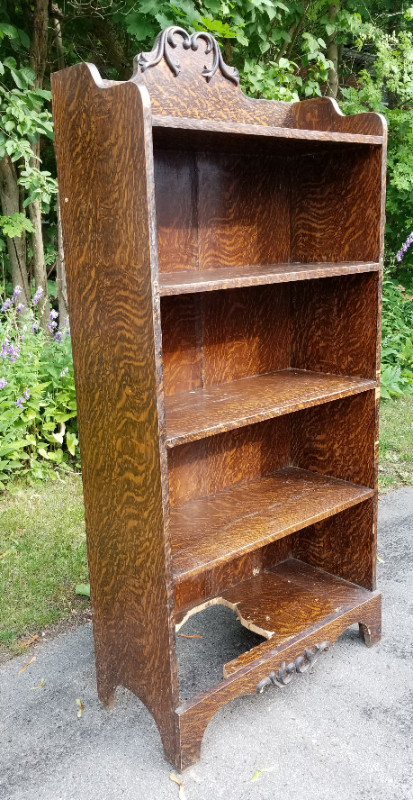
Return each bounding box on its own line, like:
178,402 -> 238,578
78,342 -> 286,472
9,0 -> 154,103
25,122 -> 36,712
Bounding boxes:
52,26 -> 386,771
221,559 -> 378,674
165,369 -> 375,447
158,261 -> 380,295
152,114 -> 384,144
171,468 -> 373,581
154,147 -> 382,275
52,63 -> 179,760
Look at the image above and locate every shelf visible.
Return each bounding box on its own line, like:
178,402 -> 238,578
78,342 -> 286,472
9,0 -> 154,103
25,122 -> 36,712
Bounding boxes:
158,261 -> 380,296
217,559 -> 379,677
152,115 -> 383,146
165,369 -> 375,448
171,467 -> 373,582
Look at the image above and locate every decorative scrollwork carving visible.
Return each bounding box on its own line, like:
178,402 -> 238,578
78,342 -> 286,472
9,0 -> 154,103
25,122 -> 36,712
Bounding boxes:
256,641 -> 330,694
137,26 -> 240,86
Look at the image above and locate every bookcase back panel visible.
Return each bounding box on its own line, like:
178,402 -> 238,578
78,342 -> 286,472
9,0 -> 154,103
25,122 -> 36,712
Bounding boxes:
292,500 -> 376,590
154,150 -> 198,272
174,538 -> 292,619
161,285 -> 290,396
291,272 -> 379,379
167,389 -> 374,508
291,146 -> 382,263
197,153 -> 290,269
154,149 -> 290,273
168,416 -> 291,507
291,391 -> 376,487
161,275 -> 377,398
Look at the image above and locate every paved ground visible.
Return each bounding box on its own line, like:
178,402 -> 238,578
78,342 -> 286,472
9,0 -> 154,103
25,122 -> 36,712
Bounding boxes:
1,488 -> 412,800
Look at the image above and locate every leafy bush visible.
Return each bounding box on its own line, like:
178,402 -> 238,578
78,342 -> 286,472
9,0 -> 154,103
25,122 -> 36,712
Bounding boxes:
381,277 -> 413,400
0,286 -> 79,488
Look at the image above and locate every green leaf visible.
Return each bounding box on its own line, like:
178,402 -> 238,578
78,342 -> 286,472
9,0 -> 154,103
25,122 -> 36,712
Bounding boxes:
66,431 -> 78,456
75,583 -> 90,597
0,23 -> 18,39
0,440 -> 28,457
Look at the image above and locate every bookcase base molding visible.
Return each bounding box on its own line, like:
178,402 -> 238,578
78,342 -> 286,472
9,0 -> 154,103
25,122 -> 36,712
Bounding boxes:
52,24 -> 386,770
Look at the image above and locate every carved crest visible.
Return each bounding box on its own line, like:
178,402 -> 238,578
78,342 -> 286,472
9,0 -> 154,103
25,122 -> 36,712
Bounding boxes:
136,26 -> 240,87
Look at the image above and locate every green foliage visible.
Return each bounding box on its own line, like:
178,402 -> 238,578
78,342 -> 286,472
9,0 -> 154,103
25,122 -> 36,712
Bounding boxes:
340,30 -> 413,269
0,212 -> 33,238
0,288 -> 79,489
0,23 -> 57,254
381,277 -> 413,399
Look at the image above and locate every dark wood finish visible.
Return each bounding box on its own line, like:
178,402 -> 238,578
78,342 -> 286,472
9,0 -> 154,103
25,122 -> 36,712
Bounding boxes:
171,467 -> 373,582
165,370 -> 375,447
221,559 -> 376,673
52,26 -> 386,771
152,114 -> 383,144
159,261 -> 380,296
51,63 -> 179,763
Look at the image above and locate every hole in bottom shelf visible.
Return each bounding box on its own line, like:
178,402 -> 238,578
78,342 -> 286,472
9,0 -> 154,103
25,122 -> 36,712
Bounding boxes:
176,603 -> 266,701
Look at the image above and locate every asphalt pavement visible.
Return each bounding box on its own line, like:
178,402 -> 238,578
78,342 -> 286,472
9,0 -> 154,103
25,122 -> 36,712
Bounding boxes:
1,487 -> 412,800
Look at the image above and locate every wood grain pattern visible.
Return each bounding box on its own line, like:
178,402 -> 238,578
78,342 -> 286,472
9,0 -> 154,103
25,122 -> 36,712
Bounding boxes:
158,261 -> 380,296
167,416 -> 290,507
165,369 -> 375,447
291,273 -> 379,379
294,500 -> 376,590
291,148 -> 383,264
133,28 -> 386,138
154,150 -> 198,272
51,62 -> 179,762
171,467 -> 373,581
152,114 -> 383,144
222,559 -> 375,671
161,285 -> 290,398
196,153 -> 290,269
291,391 -> 376,487
52,26 -> 386,770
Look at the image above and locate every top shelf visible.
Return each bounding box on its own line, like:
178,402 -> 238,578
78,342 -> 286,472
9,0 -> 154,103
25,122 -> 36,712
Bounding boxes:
152,115 -> 383,146
158,261 -> 380,296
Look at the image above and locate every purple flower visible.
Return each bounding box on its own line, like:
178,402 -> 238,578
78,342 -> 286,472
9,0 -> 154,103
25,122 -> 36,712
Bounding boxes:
60,367 -> 68,377
1,299 -> 11,312
397,231 -> 413,262
16,303 -> 24,313
54,331 -> 63,343
16,396 -> 24,409
12,285 -> 22,299
32,287 -> 43,306
49,309 -> 59,320
7,344 -> 20,362
47,320 -> 58,334
32,321 -> 39,334
0,378 -> 7,389
23,388 -> 30,400
1,341 -> 8,359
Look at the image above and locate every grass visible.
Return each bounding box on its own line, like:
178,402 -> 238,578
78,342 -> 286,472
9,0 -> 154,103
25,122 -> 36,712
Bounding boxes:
0,473 -> 88,655
0,396 -> 412,656
379,396 -> 413,490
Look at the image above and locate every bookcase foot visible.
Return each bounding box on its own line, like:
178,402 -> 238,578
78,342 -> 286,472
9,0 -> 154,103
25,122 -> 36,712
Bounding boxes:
97,675 -> 116,709
358,594 -> 382,647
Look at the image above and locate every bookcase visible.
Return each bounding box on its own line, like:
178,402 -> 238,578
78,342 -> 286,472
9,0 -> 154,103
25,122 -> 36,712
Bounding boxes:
51,26 -> 387,771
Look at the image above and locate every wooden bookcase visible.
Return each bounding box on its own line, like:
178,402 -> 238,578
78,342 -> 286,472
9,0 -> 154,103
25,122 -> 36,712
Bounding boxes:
52,26 -> 387,771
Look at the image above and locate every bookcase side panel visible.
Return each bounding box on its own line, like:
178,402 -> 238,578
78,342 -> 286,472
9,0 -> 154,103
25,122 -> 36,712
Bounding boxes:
290,145 -> 382,263
52,64 -> 179,754
291,273 -> 379,379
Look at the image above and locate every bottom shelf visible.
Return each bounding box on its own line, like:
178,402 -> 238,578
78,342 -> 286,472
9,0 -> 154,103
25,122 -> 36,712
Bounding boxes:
188,559 -> 376,677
